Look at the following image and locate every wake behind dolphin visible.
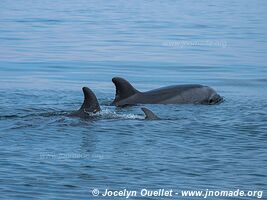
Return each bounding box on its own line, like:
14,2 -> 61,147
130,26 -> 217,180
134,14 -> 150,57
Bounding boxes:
111,77 -> 223,107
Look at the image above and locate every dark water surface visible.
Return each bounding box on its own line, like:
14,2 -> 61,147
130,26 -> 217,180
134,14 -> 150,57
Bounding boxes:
0,1 -> 267,199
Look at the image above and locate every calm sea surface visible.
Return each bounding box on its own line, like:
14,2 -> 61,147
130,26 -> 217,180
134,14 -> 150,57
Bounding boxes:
0,1 -> 267,199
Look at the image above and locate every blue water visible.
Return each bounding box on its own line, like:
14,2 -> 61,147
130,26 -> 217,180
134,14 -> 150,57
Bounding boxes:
0,1 -> 267,199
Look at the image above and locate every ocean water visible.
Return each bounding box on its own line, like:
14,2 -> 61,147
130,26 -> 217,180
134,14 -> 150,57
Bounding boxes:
0,0 -> 267,199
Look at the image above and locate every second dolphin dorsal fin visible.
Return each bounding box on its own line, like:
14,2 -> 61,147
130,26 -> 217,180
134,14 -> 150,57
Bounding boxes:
141,107 -> 160,120
111,77 -> 140,105
80,87 -> 101,113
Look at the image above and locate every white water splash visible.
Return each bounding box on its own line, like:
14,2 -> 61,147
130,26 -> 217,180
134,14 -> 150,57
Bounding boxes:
84,109 -> 144,120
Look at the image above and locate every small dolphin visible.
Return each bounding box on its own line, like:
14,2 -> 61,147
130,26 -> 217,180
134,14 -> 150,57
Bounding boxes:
111,77 -> 223,106
70,87 -> 159,120
141,107 -> 160,120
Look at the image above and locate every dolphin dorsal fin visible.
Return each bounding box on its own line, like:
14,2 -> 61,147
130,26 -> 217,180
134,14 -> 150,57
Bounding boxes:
141,107 -> 159,120
80,87 -> 101,113
111,77 -> 140,105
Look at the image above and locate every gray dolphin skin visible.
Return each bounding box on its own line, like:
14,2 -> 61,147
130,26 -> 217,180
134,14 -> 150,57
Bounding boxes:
111,77 -> 223,106
70,87 -> 101,118
70,86 -> 159,120
141,107 -> 160,120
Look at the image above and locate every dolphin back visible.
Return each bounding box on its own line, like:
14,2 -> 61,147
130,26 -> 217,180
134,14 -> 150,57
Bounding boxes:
111,77 -> 140,105
141,107 -> 160,120
70,87 -> 101,117
80,87 -> 101,113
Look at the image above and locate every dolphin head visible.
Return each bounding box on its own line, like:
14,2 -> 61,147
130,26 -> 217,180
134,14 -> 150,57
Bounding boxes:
208,93 -> 223,104
201,86 -> 223,104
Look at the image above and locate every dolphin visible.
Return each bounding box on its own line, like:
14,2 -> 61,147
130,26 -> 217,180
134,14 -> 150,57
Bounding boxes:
141,107 -> 160,120
70,87 -> 159,120
111,77 -> 223,106
69,87 -> 101,118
